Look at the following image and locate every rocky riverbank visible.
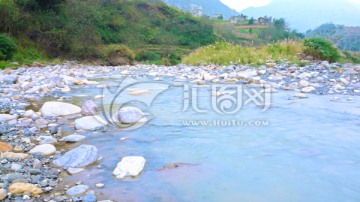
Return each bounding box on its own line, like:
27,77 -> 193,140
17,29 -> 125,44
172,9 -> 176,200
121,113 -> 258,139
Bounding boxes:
0,61 -> 359,201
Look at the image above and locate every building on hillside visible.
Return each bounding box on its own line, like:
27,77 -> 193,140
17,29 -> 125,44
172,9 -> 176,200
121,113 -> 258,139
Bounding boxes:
256,16 -> 272,25
230,14 -> 248,23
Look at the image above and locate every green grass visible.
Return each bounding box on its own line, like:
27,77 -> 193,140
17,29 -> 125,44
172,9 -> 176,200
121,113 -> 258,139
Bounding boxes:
182,41 -> 304,66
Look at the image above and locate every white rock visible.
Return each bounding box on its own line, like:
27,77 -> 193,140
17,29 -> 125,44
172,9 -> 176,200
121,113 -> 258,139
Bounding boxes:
339,78 -> 349,85
36,136 -> 57,144
95,183 -> 105,188
29,144 -> 56,156
294,93 -> 308,99
60,134 -> 86,143
301,87 -> 316,93
118,107 -> 145,124
113,156 -> 146,179
0,188 -> 6,200
298,80 -> 309,87
75,116 -> 108,131
40,102 -> 81,117
0,114 -> 16,122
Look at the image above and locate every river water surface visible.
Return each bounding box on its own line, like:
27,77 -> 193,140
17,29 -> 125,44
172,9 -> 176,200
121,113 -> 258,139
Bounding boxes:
40,73 -> 360,202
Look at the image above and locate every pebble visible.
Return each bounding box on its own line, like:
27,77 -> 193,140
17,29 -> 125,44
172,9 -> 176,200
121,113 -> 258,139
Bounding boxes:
65,185 -> 89,196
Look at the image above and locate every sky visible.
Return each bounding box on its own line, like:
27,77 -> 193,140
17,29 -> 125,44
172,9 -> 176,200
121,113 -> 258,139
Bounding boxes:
220,0 -> 360,11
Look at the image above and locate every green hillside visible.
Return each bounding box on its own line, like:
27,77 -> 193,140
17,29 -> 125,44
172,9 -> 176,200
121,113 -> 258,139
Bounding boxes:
0,0 -> 216,66
306,23 -> 360,53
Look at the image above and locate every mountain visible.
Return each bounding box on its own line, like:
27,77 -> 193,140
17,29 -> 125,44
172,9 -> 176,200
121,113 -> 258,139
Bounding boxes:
306,23 -> 360,53
162,0 -> 238,18
241,0 -> 360,32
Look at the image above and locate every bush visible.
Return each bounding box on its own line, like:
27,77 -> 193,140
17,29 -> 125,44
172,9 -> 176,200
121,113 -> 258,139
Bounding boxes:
303,38 -> 340,62
135,51 -> 161,62
0,35 -> 17,60
99,44 -> 135,66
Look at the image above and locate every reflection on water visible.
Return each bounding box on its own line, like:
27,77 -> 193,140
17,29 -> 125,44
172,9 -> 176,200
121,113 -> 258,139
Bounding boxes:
43,75 -> 360,202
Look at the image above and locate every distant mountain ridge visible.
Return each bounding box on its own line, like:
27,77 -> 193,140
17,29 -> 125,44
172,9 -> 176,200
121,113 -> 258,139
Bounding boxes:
162,0 -> 238,18
306,24 -> 360,53
241,0 -> 360,32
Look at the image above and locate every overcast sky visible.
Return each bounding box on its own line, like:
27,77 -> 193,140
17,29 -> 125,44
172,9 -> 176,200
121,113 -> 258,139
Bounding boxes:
220,0 -> 360,11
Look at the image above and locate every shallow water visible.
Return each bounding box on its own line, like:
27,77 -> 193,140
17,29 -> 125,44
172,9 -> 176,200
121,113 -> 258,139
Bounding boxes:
45,74 -> 360,202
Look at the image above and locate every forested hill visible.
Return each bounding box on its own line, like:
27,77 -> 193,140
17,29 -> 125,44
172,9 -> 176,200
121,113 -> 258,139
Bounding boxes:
0,0 -> 216,65
162,0 -> 238,18
306,24 -> 360,53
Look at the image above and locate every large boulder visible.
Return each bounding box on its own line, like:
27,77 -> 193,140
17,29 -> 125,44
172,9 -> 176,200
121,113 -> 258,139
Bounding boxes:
81,100 -> 99,116
9,182 -> 43,196
113,156 -> 146,179
75,116 -> 108,131
53,145 -> 98,168
40,102 -> 81,117
117,107 -> 145,124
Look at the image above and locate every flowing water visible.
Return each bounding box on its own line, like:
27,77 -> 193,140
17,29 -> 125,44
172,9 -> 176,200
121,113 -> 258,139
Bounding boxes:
41,73 -> 360,202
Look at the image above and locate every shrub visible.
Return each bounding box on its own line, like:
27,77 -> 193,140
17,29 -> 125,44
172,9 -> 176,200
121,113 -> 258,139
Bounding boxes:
99,44 -> 135,66
0,35 -> 17,60
135,51 -> 161,62
303,38 -> 340,62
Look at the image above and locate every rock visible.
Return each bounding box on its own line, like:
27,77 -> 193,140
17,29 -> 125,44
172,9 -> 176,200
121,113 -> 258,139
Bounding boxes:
9,182 -> 43,196
339,78 -> 349,85
29,144 -> 56,156
11,163 -> 22,171
95,183 -> 104,188
118,107 -> 145,124
0,152 -> 28,160
75,116 -> 108,131
53,145 -> 99,168
130,90 -> 151,96
301,87 -> 316,93
83,192 -> 97,202
298,80 -> 309,87
60,134 -> 86,143
66,167 -> 85,175
0,188 -> 6,200
3,75 -> 17,84
113,156 -> 146,179
0,114 -> 16,122
321,61 -> 330,68
37,136 -> 57,144
66,185 -> 89,196
23,110 -> 36,118
81,100 -> 99,116
0,142 -> 12,152
294,93 -> 308,99
158,162 -> 197,171
40,102 -> 81,117
48,123 -> 59,134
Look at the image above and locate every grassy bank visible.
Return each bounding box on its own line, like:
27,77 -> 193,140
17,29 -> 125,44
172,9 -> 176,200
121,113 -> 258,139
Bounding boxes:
183,39 -> 360,66
182,41 -> 304,66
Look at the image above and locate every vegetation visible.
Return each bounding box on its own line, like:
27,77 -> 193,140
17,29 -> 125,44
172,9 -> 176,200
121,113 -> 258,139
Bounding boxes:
182,41 -> 304,65
213,18 -> 304,46
306,23 -> 360,53
183,38 -> 360,66
0,35 -> 17,60
0,0 -> 217,66
303,38 -> 340,62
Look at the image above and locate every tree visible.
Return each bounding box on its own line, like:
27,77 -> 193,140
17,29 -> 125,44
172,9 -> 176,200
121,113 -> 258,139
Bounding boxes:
0,0 -> 19,33
248,17 -> 254,25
